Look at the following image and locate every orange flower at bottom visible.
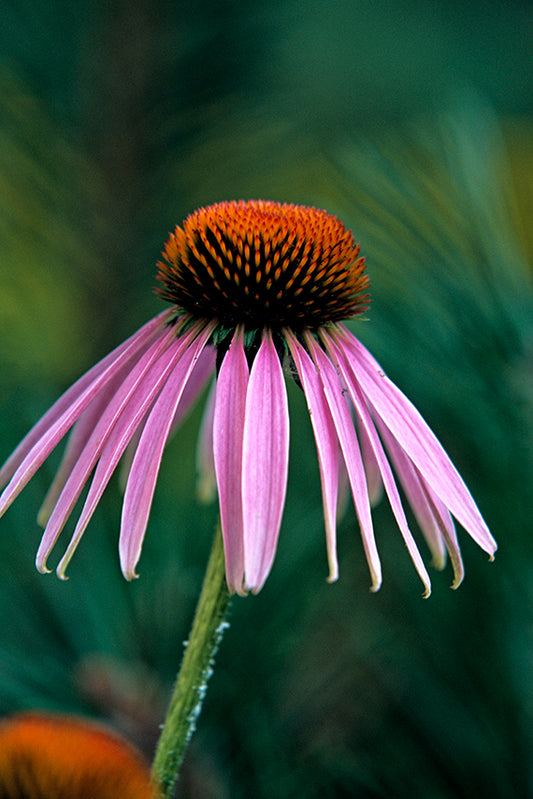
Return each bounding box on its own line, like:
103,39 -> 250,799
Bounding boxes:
0,713 -> 157,799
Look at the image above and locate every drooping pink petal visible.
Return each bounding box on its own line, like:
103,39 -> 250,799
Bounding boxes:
196,380 -> 217,504
334,324 -> 497,557
119,322 -> 215,580
169,346 -> 216,436
378,423 -> 447,565
356,414 -> 384,508
0,313 -> 172,522
422,485 -> 465,588
332,364 -> 382,507
55,334 -> 192,578
378,422 -> 464,587
336,457 -> 351,525
36,370 -> 127,527
242,330 -> 289,593
304,332 -> 382,592
323,331 -> 432,596
285,329 -> 339,583
0,311 -> 170,488
117,345 -> 215,492
35,325 -> 178,572
213,327 -> 249,594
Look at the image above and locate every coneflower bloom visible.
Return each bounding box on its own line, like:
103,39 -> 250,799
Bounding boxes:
0,713 -> 156,798
0,201 -> 496,595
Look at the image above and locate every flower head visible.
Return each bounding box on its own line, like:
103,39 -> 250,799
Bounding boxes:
156,200 -> 369,331
0,713 -> 156,798
0,200 -> 496,595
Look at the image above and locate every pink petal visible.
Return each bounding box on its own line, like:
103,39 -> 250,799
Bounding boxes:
285,329 -> 339,582
0,311 -> 170,488
120,323 -> 215,580
37,349 -> 138,526
35,325 -> 178,572
36,383 -> 118,528
242,330 -> 289,593
378,423 -> 464,588
169,346 -> 216,436
334,325 -> 497,557
213,327 -> 249,594
356,415 -> 384,507
196,380 -> 217,504
323,331 -> 432,596
117,345 -> 215,492
336,457 -> 351,525
0,313 -> 171,522
55,334 -> 193,578
304,332 -> 382,592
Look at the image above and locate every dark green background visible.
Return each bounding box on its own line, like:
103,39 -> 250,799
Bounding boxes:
1,2 -> 532,796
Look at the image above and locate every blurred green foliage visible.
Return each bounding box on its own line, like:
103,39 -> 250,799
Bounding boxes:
1,1 -> 532,797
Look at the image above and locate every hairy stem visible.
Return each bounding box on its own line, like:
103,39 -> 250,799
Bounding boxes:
151,523 -> 230,797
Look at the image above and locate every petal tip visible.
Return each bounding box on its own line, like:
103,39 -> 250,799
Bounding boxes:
122,564 -> 140,581
244,577 -> 265,595
431,555 -> 447,572
35,557 -> 52,575
36,507 -> 51,529
56,552 -> 73,580
326,554 -> 339,584
196,476 -> 217,505
226,573 -> 247,597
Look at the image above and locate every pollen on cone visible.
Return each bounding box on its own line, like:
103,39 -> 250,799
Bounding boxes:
0,713 -> 157,799
156,200 -> 369,331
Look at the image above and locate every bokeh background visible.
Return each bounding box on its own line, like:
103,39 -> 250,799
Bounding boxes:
1,1 -> 532,797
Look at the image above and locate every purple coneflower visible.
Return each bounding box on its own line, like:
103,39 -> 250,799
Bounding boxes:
0,713 -> 155,798
0,201 -> 496,595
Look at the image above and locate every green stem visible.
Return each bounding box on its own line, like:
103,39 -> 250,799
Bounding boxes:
151,522 -> 230,798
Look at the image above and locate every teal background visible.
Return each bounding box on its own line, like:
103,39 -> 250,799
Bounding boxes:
1,2 -> 532,796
